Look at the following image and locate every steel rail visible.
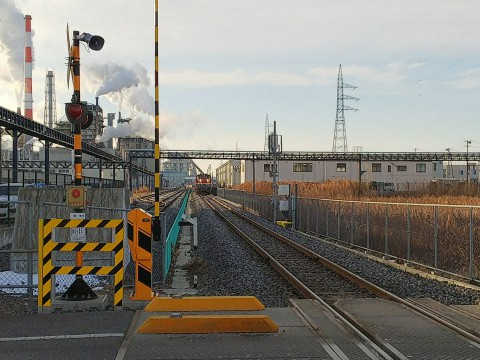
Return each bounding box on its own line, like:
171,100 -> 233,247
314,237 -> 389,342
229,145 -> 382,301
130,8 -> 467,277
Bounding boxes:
213,197 -> 480,348
205,196 -> 399,360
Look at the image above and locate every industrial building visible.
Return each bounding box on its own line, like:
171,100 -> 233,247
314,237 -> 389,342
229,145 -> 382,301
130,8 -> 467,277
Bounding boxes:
216,159 -> 446,191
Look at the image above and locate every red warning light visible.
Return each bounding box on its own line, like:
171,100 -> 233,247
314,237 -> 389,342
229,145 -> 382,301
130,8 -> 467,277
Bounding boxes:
66,103 -> 83,120
71,189 -> 81,198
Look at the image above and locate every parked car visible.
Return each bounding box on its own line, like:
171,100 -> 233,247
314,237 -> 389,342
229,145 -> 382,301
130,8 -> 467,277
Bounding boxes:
0,183 -> 24,219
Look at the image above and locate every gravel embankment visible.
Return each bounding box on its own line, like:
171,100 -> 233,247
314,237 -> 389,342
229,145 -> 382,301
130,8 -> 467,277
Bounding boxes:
236,205 -> 480,306
187,194 -> 300,307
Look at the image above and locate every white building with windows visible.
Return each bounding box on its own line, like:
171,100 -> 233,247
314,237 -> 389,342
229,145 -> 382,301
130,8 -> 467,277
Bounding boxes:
216,159 -> 444,191
443,161 -> 479,183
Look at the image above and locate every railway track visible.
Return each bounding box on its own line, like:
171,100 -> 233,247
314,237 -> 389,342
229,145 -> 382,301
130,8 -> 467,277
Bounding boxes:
133,189 -> 186,212
204,195 -> 480,359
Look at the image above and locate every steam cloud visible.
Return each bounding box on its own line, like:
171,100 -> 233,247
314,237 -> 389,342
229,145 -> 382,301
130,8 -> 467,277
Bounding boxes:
88,62 -> 163,143
89,62 -> 150,97
0,0 -> 33,106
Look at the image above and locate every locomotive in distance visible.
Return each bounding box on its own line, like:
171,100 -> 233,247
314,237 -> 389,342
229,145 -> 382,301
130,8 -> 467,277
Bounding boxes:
195,173 -> 214,194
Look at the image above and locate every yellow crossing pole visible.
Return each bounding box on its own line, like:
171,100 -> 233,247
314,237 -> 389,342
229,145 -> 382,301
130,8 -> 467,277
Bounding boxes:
152,0 -> 161,240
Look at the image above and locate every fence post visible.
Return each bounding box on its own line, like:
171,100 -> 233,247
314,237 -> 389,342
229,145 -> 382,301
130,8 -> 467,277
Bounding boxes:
27,201 -> 33,297
366,202 -> 370,250
434,205 -> 438,269
407,205 -> 411,262
469,207 -> 474,280
337,202 -> 341,240
326,201 -> 329,238
384,204 -> 389,254
306,200 -> 310,232
350,202 -> 354,244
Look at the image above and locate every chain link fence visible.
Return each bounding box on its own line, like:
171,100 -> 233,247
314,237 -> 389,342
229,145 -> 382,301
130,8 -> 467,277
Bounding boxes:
218,189 -> 480,282
0,197 -> 131,298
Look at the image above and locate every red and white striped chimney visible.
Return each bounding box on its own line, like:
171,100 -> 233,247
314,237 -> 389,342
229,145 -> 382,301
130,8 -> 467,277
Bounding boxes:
24,15 -> 33,119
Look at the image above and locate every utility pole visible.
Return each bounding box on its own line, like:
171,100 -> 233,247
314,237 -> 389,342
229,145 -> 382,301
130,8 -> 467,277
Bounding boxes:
272,121 -> 278,223
466,140 -> 472,183
268,121 -> 282,223
445,148 -> 454,179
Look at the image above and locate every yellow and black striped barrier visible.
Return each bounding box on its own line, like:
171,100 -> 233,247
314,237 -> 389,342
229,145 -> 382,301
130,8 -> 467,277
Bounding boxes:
37,218 -> 124,314
127,209 -> 153,300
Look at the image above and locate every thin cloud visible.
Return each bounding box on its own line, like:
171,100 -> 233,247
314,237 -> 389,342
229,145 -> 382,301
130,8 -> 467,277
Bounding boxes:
159,63 -> 422,88
451,68 -> 480,89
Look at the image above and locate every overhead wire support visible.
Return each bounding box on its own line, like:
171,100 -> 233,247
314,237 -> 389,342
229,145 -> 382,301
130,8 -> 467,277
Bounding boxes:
332,64 -> 359,153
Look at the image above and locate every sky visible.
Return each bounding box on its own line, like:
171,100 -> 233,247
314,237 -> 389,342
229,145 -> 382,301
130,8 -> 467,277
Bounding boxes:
1,1 -> 480,172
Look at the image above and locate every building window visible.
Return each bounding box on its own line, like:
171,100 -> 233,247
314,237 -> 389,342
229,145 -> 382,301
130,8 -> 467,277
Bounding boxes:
388,165 -> 391,172
460,170 -> 464,176
416,163 -> 426,173
293,163 -> 313,172
264,164 -> 271,172
397,165 -> 407,172
372,163 -> 381,172
336,163 -> 347,172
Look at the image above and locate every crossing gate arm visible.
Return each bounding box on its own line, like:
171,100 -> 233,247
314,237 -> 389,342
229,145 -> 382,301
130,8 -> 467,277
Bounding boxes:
38,218 -> 124,314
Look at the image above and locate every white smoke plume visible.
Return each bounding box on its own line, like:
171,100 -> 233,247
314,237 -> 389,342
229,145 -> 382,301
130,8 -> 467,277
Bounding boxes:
87,61 -> 183,144
88,62 -> 150,97
0,0 -> 32,106
86,62 -> 158,142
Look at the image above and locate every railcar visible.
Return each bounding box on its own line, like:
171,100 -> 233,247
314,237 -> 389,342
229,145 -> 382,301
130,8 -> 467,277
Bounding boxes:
195,174 -> 212,194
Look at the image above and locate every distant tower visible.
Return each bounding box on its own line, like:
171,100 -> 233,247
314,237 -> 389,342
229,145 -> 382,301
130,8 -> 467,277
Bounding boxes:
44,70 -> 57,128
332,64 -> 359,152
24,15 -> 33,120
19,15 -> 34,149
264,114 -> 272,151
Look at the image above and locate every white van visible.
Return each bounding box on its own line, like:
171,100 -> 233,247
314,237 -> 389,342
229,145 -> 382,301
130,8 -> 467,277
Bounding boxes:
0,183 -> 23,219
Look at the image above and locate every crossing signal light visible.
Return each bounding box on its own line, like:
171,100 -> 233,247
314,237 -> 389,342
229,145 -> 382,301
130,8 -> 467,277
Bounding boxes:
65,102 -> 93,129
81,110 -> 94,129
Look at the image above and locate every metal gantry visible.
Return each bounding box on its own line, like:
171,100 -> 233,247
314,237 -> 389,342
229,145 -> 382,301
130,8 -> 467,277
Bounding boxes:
0,105 -> 153,177
125,149 -> 480,162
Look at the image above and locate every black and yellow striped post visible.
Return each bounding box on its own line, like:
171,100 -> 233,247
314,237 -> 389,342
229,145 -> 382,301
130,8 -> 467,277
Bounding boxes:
63,30 -> 97,301
152,0 -> 161,241
37,218 -> 124,314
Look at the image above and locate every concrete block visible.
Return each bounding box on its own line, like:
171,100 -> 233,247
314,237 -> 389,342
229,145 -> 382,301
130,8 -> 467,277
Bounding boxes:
10,187 -> 130,273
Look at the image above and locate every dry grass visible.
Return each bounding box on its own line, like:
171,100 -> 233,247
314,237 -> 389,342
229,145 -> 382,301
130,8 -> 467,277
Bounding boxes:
132,185 -> 150,195
234,180 -> 480,206
232,180 -> 480,277
231,180 -> 480,277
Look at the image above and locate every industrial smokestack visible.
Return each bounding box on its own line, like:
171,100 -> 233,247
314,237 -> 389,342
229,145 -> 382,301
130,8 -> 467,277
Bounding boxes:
24,15 -> 33,120
96,96 -> 99,134
107,113 -> 115,149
